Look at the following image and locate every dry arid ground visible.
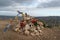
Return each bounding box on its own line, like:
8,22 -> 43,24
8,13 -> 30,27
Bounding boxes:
0,20 -> 60,40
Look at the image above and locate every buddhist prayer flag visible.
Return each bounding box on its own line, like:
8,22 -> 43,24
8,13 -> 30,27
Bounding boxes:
17,10 -> 22,14
17,10 -> 23,16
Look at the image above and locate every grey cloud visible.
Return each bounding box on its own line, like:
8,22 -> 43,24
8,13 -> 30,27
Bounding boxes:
0,0 -> 35,7
1,0 -> 60,11
0,7 -> 15,11
37,0 -> 60,8
0,0 -> 13,7
12,0 -> 35,5
0,0 -> 35,11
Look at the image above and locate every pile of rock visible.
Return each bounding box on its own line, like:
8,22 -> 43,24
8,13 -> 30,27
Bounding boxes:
13,13 -> 44,36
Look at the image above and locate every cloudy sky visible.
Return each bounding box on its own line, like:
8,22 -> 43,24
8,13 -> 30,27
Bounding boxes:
0,0 -> 60,16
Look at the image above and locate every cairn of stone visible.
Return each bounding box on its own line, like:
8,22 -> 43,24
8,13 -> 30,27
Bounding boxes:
12,12 -> 44,36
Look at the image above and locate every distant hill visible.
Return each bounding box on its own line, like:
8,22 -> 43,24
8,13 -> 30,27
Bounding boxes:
0,15 -> 60,27
36,16 -> 60,27
0,15 -> 22,20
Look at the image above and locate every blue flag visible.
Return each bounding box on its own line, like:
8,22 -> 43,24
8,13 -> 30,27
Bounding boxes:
17,11 -> 22,14
17,10 -> 23,16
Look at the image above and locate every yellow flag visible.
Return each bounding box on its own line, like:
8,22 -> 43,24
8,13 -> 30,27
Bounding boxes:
22,12 -> 24,17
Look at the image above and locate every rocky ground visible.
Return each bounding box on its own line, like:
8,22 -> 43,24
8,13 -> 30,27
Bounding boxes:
0,20 -> 60,40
